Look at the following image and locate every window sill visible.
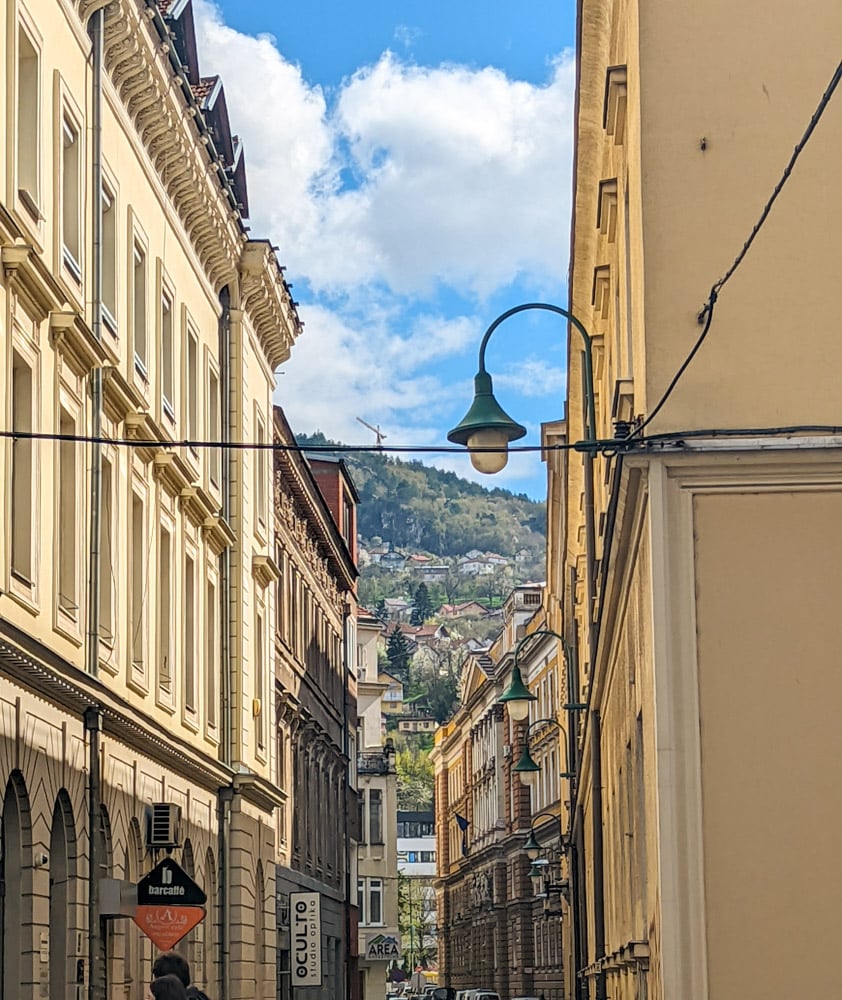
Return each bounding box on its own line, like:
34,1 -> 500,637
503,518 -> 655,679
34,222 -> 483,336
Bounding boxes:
127,666 -> 150,698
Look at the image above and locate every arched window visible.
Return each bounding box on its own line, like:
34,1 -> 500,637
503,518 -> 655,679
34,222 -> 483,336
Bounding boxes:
49,791 -> 77,1000
98,806 -> 114,995
1,771 -> 32,1000
124,818 -> 145,990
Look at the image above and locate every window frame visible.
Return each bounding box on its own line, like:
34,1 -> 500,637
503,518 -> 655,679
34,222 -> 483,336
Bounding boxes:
14,14 -> 42,230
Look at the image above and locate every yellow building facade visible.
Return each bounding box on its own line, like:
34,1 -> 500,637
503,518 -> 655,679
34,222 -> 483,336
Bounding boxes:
0,0 -> 298,997
546,1 -> 842,998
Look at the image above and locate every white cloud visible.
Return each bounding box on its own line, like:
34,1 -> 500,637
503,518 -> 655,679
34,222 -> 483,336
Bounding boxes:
193,1 -> 573,299
193,0 -> 573,497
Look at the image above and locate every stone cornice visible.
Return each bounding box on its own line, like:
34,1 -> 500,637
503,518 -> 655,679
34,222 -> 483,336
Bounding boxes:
240,241 -> 302,369
87,0 -> 242,291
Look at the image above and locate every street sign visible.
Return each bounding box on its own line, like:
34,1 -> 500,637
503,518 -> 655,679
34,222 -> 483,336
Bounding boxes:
133,858 -> 206,950
137,858 -> 206,906
133,905 -> 205,951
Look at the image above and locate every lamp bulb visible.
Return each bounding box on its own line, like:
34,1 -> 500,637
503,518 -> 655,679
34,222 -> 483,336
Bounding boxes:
467,429 -> 509,474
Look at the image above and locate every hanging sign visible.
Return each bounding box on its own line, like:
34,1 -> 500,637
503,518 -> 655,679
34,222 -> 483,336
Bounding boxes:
133,858 -> 206,950
290,892 -> 322,986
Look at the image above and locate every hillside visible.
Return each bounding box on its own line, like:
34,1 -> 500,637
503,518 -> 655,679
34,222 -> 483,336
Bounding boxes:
296,432 -> 546,570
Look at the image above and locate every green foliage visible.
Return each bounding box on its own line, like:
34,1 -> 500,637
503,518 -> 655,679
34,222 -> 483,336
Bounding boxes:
395,746 -> 434,811
296,432 -> 546,569
374,597 -> 389,625
386,626 -> 412,680
410,582 -> 433,626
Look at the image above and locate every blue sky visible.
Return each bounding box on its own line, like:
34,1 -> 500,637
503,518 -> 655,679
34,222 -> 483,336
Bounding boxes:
196,0 -> 576,499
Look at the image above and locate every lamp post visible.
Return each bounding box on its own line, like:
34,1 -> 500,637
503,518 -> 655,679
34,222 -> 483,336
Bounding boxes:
498,627 -> 586,1000
513,717 -> 573,788
446,302 -> 597,473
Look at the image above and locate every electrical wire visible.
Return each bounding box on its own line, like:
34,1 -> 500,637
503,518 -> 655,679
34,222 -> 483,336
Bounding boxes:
633,57 -> 842,441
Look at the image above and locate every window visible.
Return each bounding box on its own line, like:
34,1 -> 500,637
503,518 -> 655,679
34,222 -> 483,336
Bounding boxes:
99,456 -> 114,645
61,118 -> 81,280
369,789 -> 383,844
206,578 -> 218,729
184,554 -> 196,713
208,366 -> 220,486
130,492 -> 145,672
186,328 -> 198,447
161,290 -> 174,420
255,609 -> 266,752
254,413 -> 267,529
10,352 -> 33,583
17,26 -> 39,218
158,524 -> 172,696
58,408 -> 77,618
102,185 -> 117,333
357,878 -> 365,923
133,243 -> 147,376
368,879 -> 383,925
358,790 -> 366,844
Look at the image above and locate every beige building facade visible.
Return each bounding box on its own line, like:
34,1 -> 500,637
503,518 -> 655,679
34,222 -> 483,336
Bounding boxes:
532,1 -> 842,999
0,0 -> 299,997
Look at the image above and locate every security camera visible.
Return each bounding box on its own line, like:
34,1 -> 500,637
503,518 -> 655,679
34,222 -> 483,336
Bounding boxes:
35,852 -> 48,867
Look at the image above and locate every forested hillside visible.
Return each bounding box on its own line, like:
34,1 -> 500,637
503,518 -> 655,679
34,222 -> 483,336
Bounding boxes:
296,432 -> 546,562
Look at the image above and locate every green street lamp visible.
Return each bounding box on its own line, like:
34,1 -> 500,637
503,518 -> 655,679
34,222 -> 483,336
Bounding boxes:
447,302 -> 597,473
498,665 -> 536,721
522,809 -> 563,859
512,718 -> 574,788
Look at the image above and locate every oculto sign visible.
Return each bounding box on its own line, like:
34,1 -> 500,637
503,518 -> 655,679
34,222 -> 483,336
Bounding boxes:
290,891 -> 322,986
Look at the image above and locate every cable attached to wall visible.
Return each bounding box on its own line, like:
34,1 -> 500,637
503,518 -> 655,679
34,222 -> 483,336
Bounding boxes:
633,57 -> 842,441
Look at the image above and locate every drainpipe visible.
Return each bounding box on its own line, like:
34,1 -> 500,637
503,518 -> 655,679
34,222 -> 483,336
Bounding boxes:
86,11 -> 105,1000
591,714 -> 606,1000
218,285 -> 233,1000
341,598 -> 353,1000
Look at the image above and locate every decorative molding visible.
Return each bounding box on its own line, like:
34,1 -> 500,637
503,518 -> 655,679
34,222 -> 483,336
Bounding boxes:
49,310 -> 107,376
2,243 -> 66,321
597,178 -> 619,242
240,241 -> 302,369
201,514 -> 235,555
252,553 -> 281,589
603,65 -> 628,145
96,0 -> 241,291
592,264 -> 611,321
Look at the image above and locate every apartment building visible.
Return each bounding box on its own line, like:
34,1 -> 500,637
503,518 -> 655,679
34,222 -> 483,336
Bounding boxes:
431,588 -> 562,999
0,0 -> 298,997
545,1 -> 842,998
272,409 -> 359,1000
355,612 -> 399,1000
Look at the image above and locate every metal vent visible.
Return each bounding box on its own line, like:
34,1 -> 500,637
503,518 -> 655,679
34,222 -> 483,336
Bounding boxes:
147,803 -> 181,849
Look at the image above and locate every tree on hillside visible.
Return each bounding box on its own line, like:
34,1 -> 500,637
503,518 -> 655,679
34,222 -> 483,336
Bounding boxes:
386,626 -> 412,680
410,582 -> 434,626
395,746 -> 434,810
374,597 -> 389,625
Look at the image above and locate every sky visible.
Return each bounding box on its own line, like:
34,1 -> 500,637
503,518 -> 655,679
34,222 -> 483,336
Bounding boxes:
193,0 -> 576,500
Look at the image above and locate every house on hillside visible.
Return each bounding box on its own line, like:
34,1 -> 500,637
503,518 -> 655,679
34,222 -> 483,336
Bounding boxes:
379,670 -> 404,715
383,597 -> 413,621
398,714 -> 437,735
418,564 -> 450,583
439,601 -> 490,618
380,550 -> 406,572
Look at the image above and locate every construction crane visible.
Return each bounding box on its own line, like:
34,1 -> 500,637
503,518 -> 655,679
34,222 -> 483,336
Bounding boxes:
356,417 -> 387,447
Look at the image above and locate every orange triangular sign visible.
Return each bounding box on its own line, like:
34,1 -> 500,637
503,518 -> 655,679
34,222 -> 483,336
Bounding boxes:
133,905 -> 205,951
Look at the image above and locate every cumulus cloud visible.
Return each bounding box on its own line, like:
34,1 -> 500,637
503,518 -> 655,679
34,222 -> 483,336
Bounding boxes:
193,0 -> 573,496
194,0 -> 573,299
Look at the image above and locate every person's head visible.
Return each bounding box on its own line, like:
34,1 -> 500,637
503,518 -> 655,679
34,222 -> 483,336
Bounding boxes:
152,952 -> 191,988
150,974 -> 187,1000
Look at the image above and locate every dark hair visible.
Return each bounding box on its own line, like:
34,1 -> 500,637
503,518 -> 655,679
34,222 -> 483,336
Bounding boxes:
151,974 -> 188,1000
152,953 -> 191,987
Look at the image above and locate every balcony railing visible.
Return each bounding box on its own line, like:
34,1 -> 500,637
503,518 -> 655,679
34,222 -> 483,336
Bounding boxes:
357,751 -> 396,775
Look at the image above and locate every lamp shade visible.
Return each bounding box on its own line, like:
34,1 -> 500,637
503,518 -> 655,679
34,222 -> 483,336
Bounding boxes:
513,744 -> 541,787
447,371 -> 526,474
523,828 -> 543,859
499,665 -> 536,721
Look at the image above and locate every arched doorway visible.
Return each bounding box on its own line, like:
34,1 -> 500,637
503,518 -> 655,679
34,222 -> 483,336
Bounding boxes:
181,839 -> 196,974
49,791 -> 77,1000
0,771 -> 32,1000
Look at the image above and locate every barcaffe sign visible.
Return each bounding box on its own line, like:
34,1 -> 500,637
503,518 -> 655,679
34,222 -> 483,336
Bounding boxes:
290,892 -> 322,986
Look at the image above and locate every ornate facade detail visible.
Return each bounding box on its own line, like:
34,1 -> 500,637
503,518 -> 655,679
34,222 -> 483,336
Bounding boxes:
240,241 -> 302,369
96,1 -> 241,292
